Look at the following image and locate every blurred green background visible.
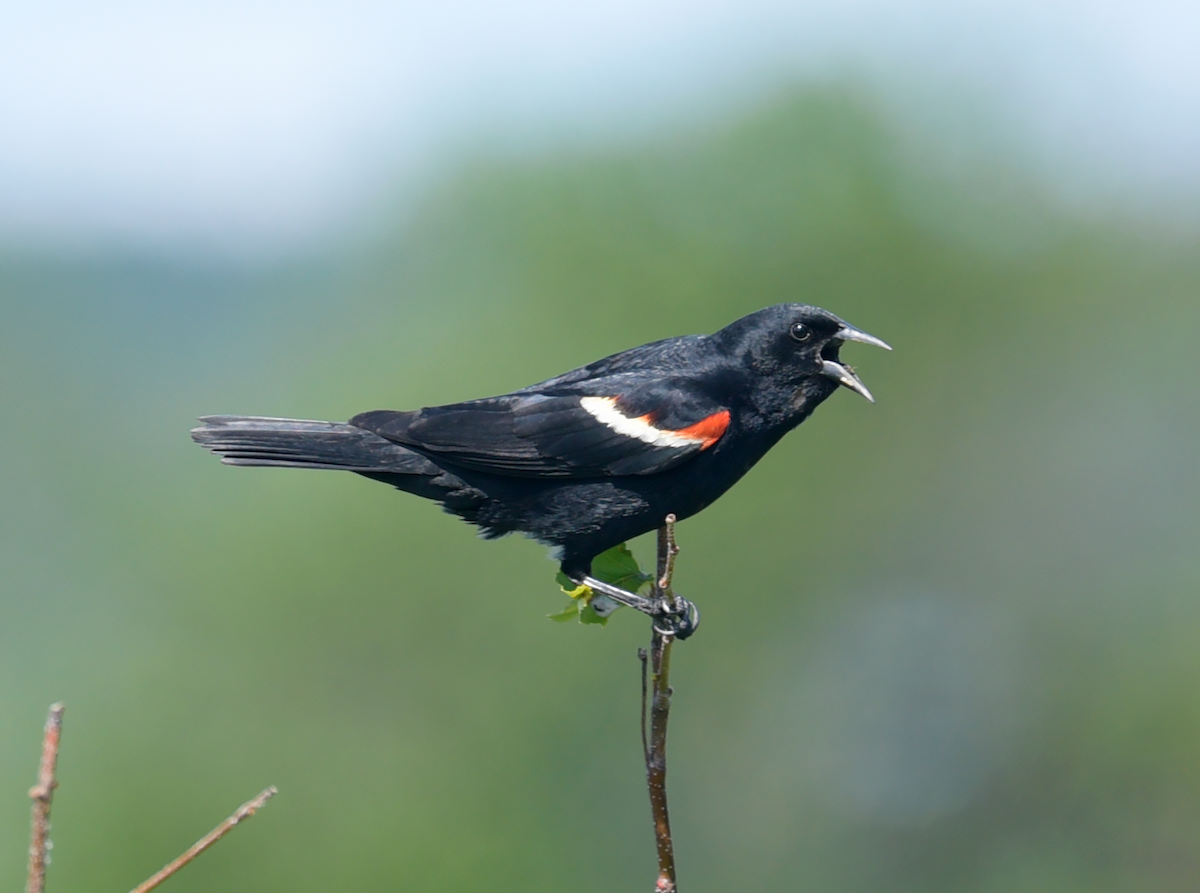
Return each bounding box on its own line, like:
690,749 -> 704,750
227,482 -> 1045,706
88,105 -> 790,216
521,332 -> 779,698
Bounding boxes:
3,81 -> 1200,892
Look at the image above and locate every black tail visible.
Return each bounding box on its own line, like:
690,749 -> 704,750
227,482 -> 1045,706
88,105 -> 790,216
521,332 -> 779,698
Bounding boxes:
191,415 -> 440,474
191,415 -> 491,523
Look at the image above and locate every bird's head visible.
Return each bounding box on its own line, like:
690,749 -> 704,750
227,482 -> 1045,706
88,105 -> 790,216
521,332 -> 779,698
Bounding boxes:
715,304 -> 891,409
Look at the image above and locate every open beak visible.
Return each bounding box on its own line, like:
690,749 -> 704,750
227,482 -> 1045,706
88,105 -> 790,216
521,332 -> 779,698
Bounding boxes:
821,324 -> 891,403
836,324 -> 892,352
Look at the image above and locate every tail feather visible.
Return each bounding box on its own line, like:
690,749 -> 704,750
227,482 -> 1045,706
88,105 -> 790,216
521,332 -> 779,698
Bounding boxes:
191,416 -> 439,474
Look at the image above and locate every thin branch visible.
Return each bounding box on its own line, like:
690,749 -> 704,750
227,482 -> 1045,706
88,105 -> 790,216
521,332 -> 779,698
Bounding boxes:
655,515 -> 681,613
27,702 -> 65,893
643,514 -> 681,893
127,787 -> 278,893
646,631 -> 676,892
639,647 -> 650,762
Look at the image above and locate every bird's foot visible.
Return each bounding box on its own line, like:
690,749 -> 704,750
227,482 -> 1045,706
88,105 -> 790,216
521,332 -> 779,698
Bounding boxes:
655,597 -> 699,640
575,575 -> 700,640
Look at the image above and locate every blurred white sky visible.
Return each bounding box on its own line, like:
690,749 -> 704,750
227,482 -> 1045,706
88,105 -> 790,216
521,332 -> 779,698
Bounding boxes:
1,0 -> 1197,258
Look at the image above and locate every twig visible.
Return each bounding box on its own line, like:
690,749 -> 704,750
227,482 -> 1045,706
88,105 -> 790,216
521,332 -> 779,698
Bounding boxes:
643,515 -> 681,892
646,629 -> 676,892
656,516 -> 681,614
639,648 -> 650,761
27,702 -> 65,893
127,786 -> 278,893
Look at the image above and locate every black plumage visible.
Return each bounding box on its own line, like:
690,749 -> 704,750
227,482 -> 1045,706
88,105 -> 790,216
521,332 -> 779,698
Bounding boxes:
192,304 -> 889,588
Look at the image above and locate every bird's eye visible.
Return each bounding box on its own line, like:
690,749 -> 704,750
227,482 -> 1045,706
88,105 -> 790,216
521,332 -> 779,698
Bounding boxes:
789,322 -> 811,343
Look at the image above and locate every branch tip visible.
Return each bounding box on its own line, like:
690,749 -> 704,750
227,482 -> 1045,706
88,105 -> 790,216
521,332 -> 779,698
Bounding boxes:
27,702 -> 65,893
126,786 -> 278,893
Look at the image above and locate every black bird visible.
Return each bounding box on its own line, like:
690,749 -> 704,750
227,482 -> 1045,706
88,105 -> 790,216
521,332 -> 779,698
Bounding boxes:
192,304 -> 889,634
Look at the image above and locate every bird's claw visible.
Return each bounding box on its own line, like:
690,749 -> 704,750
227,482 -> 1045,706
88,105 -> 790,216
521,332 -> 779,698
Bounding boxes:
576,575 -> 699,640
653,597 -> 699,640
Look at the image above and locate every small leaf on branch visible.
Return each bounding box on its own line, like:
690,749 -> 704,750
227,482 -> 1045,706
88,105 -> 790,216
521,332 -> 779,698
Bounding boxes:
547,603 -> 580,623
549,543 -> 651,626
592,543 -> 653,591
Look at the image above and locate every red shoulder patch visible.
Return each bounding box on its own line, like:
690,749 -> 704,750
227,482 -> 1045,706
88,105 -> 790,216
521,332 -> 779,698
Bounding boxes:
674,410 -> 731,450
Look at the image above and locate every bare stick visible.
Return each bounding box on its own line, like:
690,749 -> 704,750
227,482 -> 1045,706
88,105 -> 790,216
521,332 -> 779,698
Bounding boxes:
639,648 -> 650,761
644,515 -> 680,892
127,787 -> 278,893
646,630 -> 676,892
27,702 -> 65,893
656,515 -> 681,613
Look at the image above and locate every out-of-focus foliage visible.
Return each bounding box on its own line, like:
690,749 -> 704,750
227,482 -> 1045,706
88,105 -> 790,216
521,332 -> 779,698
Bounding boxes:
2,86 -> 1199,892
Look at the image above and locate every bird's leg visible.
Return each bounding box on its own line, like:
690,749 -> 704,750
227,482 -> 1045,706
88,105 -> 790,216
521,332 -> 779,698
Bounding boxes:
574,575 -> 700,640
577,575 -> 658,612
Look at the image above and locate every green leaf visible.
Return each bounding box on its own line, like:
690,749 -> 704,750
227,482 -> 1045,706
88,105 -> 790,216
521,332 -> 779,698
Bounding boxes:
547,604 -> 581,623
549,543 -> 650,627
590,543 -> 652,592
578,601 -> 610,626
546,596 -> 610,626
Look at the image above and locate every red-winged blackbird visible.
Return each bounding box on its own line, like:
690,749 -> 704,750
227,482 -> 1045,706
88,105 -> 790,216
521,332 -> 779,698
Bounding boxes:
192,304 -> 888,634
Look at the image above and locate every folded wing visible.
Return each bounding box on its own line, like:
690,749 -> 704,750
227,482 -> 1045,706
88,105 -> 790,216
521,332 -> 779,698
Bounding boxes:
352,381 -> 730,478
